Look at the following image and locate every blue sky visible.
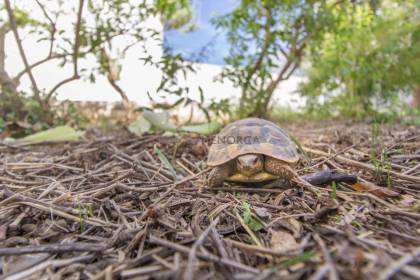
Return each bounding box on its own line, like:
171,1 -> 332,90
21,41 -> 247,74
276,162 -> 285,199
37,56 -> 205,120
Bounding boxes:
164,0 -> 238,65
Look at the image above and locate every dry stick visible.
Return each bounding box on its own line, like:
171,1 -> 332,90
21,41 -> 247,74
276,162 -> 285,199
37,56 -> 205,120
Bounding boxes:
365,225 -> 420,244
1,255 -> 94,280
149,235 -> 259,275
210,228 -> 230,265
210,186 -> 286,194
120,265 -> 164,278
320,225 -> 405,256
177,190 -> 287,211
5,162 -> 83,172
305,143 -> 358,171
403,163 -> 420,175
0,242 -> 108,256
138,168 -> 209,222
379,248 -> 420,280
304,147 -> 420,185
226,238 -> 307,257
20,201 -> 113,227
392,154 -> 420,160
313,234 -> 339,280
152,254 -> 175,270
309,264 -> 331,280
0,176 -> 45,186
184,217 -> 220,280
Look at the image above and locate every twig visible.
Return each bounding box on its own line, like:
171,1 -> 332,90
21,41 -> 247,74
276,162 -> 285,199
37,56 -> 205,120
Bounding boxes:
120,265 -> 164,278
149,235 -> 259,274
2,255 -> 94,280
184,217 -> 219,280
304,147 -> 420,185
379,248 -> 420,280
46,0 -> 84,99
0,242 -> 108,256
226,238 -> 307,257
313,234 -> 339,280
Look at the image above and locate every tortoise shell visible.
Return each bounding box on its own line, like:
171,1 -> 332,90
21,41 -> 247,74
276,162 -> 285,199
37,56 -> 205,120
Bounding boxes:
207,118 -> 299,167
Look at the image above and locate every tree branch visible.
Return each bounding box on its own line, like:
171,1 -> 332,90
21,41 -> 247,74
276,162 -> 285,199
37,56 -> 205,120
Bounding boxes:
4,0 -> 41,100
242,6 -> 273,97
100,48 -> 130,108
45,0 -> 84,101
35,0 -> 57,57
259,34 -> 305,112
14,54 -> 67,82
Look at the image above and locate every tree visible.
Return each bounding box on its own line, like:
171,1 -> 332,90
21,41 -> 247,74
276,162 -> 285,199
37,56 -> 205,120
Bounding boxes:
0,0 -> 85,125
0,0 -> 195,130
213,0 -> 341,118
300,0 -> 420,118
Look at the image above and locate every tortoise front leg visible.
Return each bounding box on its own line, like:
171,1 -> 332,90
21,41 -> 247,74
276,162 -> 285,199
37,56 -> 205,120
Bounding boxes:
264,157 -> 296,180
207,165 -> 230,187
265,158 -> 318,193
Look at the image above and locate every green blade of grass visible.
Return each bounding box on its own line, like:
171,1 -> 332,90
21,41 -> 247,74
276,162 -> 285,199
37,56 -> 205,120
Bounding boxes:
281,250 -> 317,268
154,145 -> 177,180
255,250 -> 317,280
331,181 -> 337,200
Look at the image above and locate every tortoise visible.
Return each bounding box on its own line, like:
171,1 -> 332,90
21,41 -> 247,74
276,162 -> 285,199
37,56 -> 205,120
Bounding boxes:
207,118 -> 303,187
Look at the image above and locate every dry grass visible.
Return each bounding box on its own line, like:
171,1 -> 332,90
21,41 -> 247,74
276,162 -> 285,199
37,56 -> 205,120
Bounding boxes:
0,122 -> 419,279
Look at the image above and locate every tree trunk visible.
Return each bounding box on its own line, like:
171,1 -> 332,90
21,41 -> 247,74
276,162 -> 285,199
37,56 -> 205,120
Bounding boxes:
413,86 -> 420,108
0,25 -> 19,95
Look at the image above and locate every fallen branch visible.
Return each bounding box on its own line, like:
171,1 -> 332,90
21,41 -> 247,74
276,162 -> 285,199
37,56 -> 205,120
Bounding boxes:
301,170 -> 358,186
304,147 -> 420,186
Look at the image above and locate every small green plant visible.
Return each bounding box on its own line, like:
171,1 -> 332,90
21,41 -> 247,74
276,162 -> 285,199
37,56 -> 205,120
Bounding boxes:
330,181 -> 337,202
242,202 -> 264,233
370,122 -> 393,186
281,250 -> 317,269
351,219 -> 362,228
255,250 -> 317,280
154,145 -> 178,180
75,195 -> 93,233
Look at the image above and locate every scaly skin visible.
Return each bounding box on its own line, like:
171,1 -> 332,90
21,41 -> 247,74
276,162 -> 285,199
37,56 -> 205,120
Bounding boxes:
207,164 -> 231,187
208,154 -> 296,187
264,156 -> 296,179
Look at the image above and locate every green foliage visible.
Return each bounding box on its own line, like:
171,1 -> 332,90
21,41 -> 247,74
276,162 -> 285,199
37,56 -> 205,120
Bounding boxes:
0,91 -> 89,137
154,145 -> 178,179
213,0 -> 339,117
156,0 -> 195,31
300,1 -> 420,119
330,181 -> 337,201
15,125 -> 84,144
241,202 -> 264,232
0,92 -> 50,137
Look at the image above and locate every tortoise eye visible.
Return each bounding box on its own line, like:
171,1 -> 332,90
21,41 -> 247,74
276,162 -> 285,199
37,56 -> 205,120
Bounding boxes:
253,156 -> 259,164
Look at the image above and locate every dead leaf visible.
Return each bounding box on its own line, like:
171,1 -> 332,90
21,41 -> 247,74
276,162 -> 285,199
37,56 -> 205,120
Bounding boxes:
253,207 -> 271,219
270,217 -> 302,238
269,229 -> 298,251
351,181 -> 399,198
285,218 -> 302,238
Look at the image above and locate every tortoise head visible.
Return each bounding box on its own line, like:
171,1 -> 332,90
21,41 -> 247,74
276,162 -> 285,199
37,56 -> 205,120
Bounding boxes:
236,154 -> 263,177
